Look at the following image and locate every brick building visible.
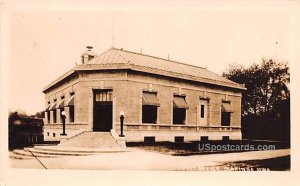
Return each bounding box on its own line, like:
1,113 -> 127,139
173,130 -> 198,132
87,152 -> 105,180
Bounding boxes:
43,47 -> 245,142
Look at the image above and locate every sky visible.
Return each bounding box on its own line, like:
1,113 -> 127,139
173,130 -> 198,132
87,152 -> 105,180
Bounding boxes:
7,1 -> 292,115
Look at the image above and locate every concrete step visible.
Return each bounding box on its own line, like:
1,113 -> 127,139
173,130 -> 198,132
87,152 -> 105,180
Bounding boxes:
9,151 -> 34,160
60,132 -> 122,149
34,143 -> 59,146
13,149 -> 60,158
27,147 -> 96,156
33,145 -> 128,154
10,143 -> 128,159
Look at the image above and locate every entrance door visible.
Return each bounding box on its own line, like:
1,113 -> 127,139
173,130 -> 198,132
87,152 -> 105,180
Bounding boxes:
93,90 -> 113,132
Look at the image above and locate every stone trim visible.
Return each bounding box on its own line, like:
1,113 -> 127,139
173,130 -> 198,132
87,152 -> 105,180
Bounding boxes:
126,78 -> 242,97
222,99 -> 231,104
199,96 -> 211,101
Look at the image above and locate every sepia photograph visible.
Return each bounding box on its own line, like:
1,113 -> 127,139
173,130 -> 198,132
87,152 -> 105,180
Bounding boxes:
1,0 -> 299,185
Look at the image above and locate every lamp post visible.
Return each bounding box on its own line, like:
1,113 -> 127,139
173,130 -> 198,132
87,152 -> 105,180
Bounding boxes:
61,111 -> 67,136
119,111 -> 125,137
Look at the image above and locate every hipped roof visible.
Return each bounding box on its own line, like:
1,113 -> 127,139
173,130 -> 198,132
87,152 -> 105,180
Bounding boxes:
43,48 -> 246,93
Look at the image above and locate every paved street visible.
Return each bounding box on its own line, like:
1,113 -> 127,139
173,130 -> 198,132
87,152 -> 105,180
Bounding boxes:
9,148 -> 290,170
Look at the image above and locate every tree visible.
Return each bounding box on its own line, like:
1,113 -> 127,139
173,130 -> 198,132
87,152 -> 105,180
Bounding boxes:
35,111 -> 45,118
223,59 -> 290,142
223,59 -> 289,116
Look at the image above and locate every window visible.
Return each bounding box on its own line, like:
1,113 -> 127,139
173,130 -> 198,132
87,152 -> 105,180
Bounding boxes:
199,100 -> 209,126
66,94 -> 75,123
173,108 -> 186,124
144,136 -> 155,143
45,102 -> 51,123
53,133 -> 56,137
200,136 -> 209,141
142,106 -> 157,123
221,112 -> 231,126
47,132 -> 49,136
174,136 -> 184,143
53,109 -> 57,123
95,90 -> 112,102
58,98 -> 65,123
47,111 -> 50,123
223,136 -> 230,141
49,101 -> 57,123
69,106 -> 74,122
142,92 -> 159,124
173,95 -> 188,125
221,101 -> 232,126
200,104 -> 205,118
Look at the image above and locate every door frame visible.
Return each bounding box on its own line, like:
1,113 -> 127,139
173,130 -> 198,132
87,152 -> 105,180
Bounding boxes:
89,87 -> 115,132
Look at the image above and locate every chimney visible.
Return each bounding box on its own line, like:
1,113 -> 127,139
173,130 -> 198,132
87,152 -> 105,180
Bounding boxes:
81,46 -> 96,64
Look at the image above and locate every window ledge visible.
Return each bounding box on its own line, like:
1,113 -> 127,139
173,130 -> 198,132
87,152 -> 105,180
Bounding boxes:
124,123 -> 241,129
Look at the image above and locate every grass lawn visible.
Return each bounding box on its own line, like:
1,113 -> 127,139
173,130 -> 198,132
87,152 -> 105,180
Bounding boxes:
127,140 -> 290,156
205,155 -> 291,171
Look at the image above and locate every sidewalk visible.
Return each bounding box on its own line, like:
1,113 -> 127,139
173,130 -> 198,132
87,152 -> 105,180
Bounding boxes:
9,148 -> 290,170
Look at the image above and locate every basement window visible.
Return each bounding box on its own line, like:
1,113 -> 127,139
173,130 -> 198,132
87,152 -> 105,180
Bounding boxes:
223,136 -> 230,141
144,136 -> 155,143
174,136 -> 184,143
200,136 -> 209,141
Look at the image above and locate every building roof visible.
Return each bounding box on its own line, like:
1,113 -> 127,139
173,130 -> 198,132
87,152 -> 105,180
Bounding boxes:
43,48 -> 245,92
43,69 -> 76,93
